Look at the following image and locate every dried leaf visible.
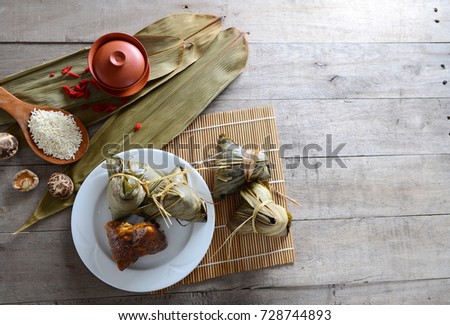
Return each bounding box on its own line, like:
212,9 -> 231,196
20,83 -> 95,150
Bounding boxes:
14,28 -> 248,233
4,13 -> 223,149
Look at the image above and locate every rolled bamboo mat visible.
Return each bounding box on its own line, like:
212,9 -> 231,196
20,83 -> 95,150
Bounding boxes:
161,105 -> 295,292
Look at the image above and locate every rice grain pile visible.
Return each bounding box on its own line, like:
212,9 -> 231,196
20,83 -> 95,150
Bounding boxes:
28,109 -> 82,160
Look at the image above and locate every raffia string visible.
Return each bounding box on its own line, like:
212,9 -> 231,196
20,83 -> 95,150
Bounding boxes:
109,169 -> 193,227
208,198 -> 274,261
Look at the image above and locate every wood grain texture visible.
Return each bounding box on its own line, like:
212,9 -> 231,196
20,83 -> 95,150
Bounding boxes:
1,0 -> 450,305
1,154 -> 449,233
2,98 -> 450,166
1,214 -> 450,304
2,43 -> 450,99
0,0 -> 449,43
26,278 -> 450,304
207,99 -> 450,156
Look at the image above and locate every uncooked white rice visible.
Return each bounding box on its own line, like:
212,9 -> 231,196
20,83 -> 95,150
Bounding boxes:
28,109 -> 82,160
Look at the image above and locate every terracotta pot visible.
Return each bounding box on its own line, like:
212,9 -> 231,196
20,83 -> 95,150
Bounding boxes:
88,32 -> 150,97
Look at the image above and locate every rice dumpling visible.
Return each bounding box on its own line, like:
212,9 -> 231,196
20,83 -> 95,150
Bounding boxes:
227,182 -> 291,237
106,157 -> 206,224
213,134 -> 270,198
136,167 -> 207,223
106,157 -> 168,220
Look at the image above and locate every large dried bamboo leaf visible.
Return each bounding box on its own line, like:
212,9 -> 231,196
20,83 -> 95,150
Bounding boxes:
135,13 -> 223,39
0,36 -> 183,125
136,35 -> 184,80
0,13 -> 223,127
14,28 -> 248,233
4,13 -> 223,149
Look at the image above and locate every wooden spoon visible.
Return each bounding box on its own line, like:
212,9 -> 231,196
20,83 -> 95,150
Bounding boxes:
0,87 -> 89,165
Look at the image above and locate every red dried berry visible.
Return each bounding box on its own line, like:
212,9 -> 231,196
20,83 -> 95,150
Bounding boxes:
49,73 -> 55,77
61,85 -> 72,97
67,72 -> 80,78
61,85 -> 85,99
61,66 -> 72,75
73,91 -> 85,98
105,104 -> 117,113
83,66 -> 90,73
134,123 -> 142,132
92,103 -> 107,112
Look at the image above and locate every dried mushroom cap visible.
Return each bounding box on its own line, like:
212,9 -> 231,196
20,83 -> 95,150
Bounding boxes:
0,132 -> 19,160
12,169 -> 39,192
47,173 -> 74,200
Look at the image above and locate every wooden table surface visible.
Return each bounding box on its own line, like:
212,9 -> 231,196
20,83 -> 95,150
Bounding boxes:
1,0 -> 450,305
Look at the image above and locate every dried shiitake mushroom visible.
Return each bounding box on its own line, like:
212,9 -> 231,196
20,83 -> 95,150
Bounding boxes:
0,132 -> 19,160
12,169 -> 39,192
47,173 -> 74,200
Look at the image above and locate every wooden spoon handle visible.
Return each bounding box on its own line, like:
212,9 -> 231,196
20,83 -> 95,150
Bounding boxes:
0,87 -> 32,123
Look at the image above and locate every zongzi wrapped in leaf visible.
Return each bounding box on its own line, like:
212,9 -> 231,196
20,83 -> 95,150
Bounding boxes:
227,182 -> 291,237
213,134 -> 270,199
136,167 -> 207,223
106,157 -> 168,220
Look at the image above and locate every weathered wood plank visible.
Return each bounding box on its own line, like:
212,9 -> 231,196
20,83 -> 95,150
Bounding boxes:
176,215 -> 450,292
0,44 -> 84,77
0,0 -> 449,43
284,154 -> 450,220
207,99 -> 450,157
29,278 -> 450,304
221,43 -> 450,100
1,155 -> 449,233
2,43 -> 450,99
2,214 -> 450,303
2,97 -> 449,168
1,0 -> 448,306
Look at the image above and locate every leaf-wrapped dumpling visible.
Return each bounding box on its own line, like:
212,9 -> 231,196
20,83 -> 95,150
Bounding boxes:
227,182 -> 291,237
106,157 -> 167,220
213,134 -> 270,199
136,167 -> 207,223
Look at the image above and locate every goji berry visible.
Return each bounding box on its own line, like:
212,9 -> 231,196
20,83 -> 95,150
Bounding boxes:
134,123 -> 142,132
105,104 -> 117,113
67,72 -> 80,78
61,85 -> 84,99
61,66 -> 72,75
49,72 -> 55,77
92,103 -> 107,112
61,85 -> 72,97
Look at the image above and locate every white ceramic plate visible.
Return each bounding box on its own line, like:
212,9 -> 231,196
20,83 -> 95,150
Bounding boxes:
71,148 -> 215,292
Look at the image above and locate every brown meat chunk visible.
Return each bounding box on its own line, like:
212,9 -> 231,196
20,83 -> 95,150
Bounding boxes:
104,221 -> 167,271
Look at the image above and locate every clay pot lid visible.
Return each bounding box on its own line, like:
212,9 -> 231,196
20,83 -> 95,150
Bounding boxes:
88,33 -> 150,97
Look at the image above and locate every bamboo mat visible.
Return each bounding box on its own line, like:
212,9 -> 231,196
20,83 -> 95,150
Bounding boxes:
162,105 -> 295,291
